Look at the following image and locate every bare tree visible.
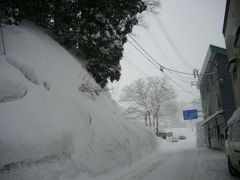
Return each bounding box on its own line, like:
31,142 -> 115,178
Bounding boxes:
137,0 -> 161,28
122,105 -> 144,120
120,76 -> 176,131
144,0 -> 161,14
120,78 -> 150,126
147,77 -> 176,133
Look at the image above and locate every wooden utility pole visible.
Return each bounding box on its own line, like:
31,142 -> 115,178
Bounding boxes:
0,11 -> 6,55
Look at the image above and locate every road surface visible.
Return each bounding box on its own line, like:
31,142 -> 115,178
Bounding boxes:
106,130 -> 239,180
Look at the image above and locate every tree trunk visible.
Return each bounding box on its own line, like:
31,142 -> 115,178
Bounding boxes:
156,113 -> 159,134
153,114 -> 155,128
148,111 -> 151,127
144,112 -> 148,126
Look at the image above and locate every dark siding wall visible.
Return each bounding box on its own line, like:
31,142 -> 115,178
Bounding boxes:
199,51 -> 235,151
216,54 -> 235,123
224,0 -> 240,108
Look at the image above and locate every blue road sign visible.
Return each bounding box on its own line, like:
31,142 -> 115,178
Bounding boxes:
183,109 -> 198,120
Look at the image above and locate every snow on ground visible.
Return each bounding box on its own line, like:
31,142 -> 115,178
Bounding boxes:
0,21 -> 157,180
95,128 -> 238,180
0,56 -> 28,102
0,21 -> 234,180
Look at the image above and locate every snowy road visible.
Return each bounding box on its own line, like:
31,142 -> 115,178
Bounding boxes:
101,130 -> 239,180
118,144 -> 237,180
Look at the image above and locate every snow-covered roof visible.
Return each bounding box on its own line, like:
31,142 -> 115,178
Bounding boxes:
201,110 -> 224,125
227,106 -> 240,125
197,45 -> 226,89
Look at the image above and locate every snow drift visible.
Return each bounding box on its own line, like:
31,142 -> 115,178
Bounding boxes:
0,21 -> 157,180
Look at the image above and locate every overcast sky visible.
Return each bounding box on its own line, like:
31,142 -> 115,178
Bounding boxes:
109,0 -> 226,103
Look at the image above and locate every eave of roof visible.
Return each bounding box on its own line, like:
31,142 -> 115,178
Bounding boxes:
201,110 -> 224,126
197,45 -> 226,89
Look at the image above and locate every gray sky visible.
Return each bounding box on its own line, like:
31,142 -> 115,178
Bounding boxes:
109,0 -> 226,103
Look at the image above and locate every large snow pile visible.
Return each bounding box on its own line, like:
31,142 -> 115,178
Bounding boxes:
0,21 -> 157,180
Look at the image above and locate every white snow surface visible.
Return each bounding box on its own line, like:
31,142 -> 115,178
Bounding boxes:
0,22 -> 157,180
227,106 -> 240,124
93,128 -> 238,180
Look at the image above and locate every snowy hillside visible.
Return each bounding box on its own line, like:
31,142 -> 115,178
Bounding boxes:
0,21 -> 157,180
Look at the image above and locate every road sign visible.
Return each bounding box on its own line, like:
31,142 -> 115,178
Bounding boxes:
183,109 -> 198,120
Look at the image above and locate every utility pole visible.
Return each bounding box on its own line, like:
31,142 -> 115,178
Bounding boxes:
191,68 -> 199,87
191,119 -> 193,132
193,68 -> 199,79
0,10 -> 6,55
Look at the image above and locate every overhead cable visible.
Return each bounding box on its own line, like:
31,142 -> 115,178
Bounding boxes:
163,72 -> 198,96
128,34 -> 216,77
128,37 -> 198,97
153,15 -> 192,70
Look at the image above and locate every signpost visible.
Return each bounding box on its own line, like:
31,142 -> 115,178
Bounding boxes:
183,109 -> 198,120
182,109 -> 198,131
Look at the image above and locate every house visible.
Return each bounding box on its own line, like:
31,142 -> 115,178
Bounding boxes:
197,45 -> 235,150
222,0 -> 240,109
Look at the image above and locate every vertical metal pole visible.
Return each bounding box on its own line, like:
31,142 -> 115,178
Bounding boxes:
0,21 -> 6,55
191,119 -> 193,132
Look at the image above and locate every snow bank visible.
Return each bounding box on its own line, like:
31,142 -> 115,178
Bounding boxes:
227,106 -> 240,124
0,22 -> 157,180
0,56 -> 27,102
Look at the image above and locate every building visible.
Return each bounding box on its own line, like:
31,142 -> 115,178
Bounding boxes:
197,45 -> 235,150
223,0 -> 240,109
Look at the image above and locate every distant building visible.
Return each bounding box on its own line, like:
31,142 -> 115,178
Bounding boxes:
223,0 -> 240,109
197,45 -> 235,150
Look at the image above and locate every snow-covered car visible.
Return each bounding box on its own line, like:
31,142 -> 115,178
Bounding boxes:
171,137 -> 178,142
178,135 -> 186,140
226,109 -> 240,176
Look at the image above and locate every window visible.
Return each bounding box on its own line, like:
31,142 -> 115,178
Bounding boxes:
205,81 -> 210,93
227,57 -> 236,73
234,27 -> 240,48
227,126 -> 232,141
200,87 -> 205,98
217,94 -> 222,110
210,76 -> 213,84
233,66 -> 238,81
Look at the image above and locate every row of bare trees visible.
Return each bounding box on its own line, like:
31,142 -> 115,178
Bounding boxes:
120,76 -> 177,133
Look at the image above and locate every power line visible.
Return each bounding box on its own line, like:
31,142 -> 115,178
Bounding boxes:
128,34 -> 195,75
128,39 -> 159,69
128,34 -> 216,77
126,42 -> 190,84
142,22 -> 200,82
128,34 -> 161,68
127,37 -> 198,97
153,15 -> 193,70
124,48 -> 149,77
163,72 -> 197,96
126,20 -> 211,97
166,71 -> 193,84
146,28 -> 176,68
170,70 -> 196,80
162,66 -> 194,75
